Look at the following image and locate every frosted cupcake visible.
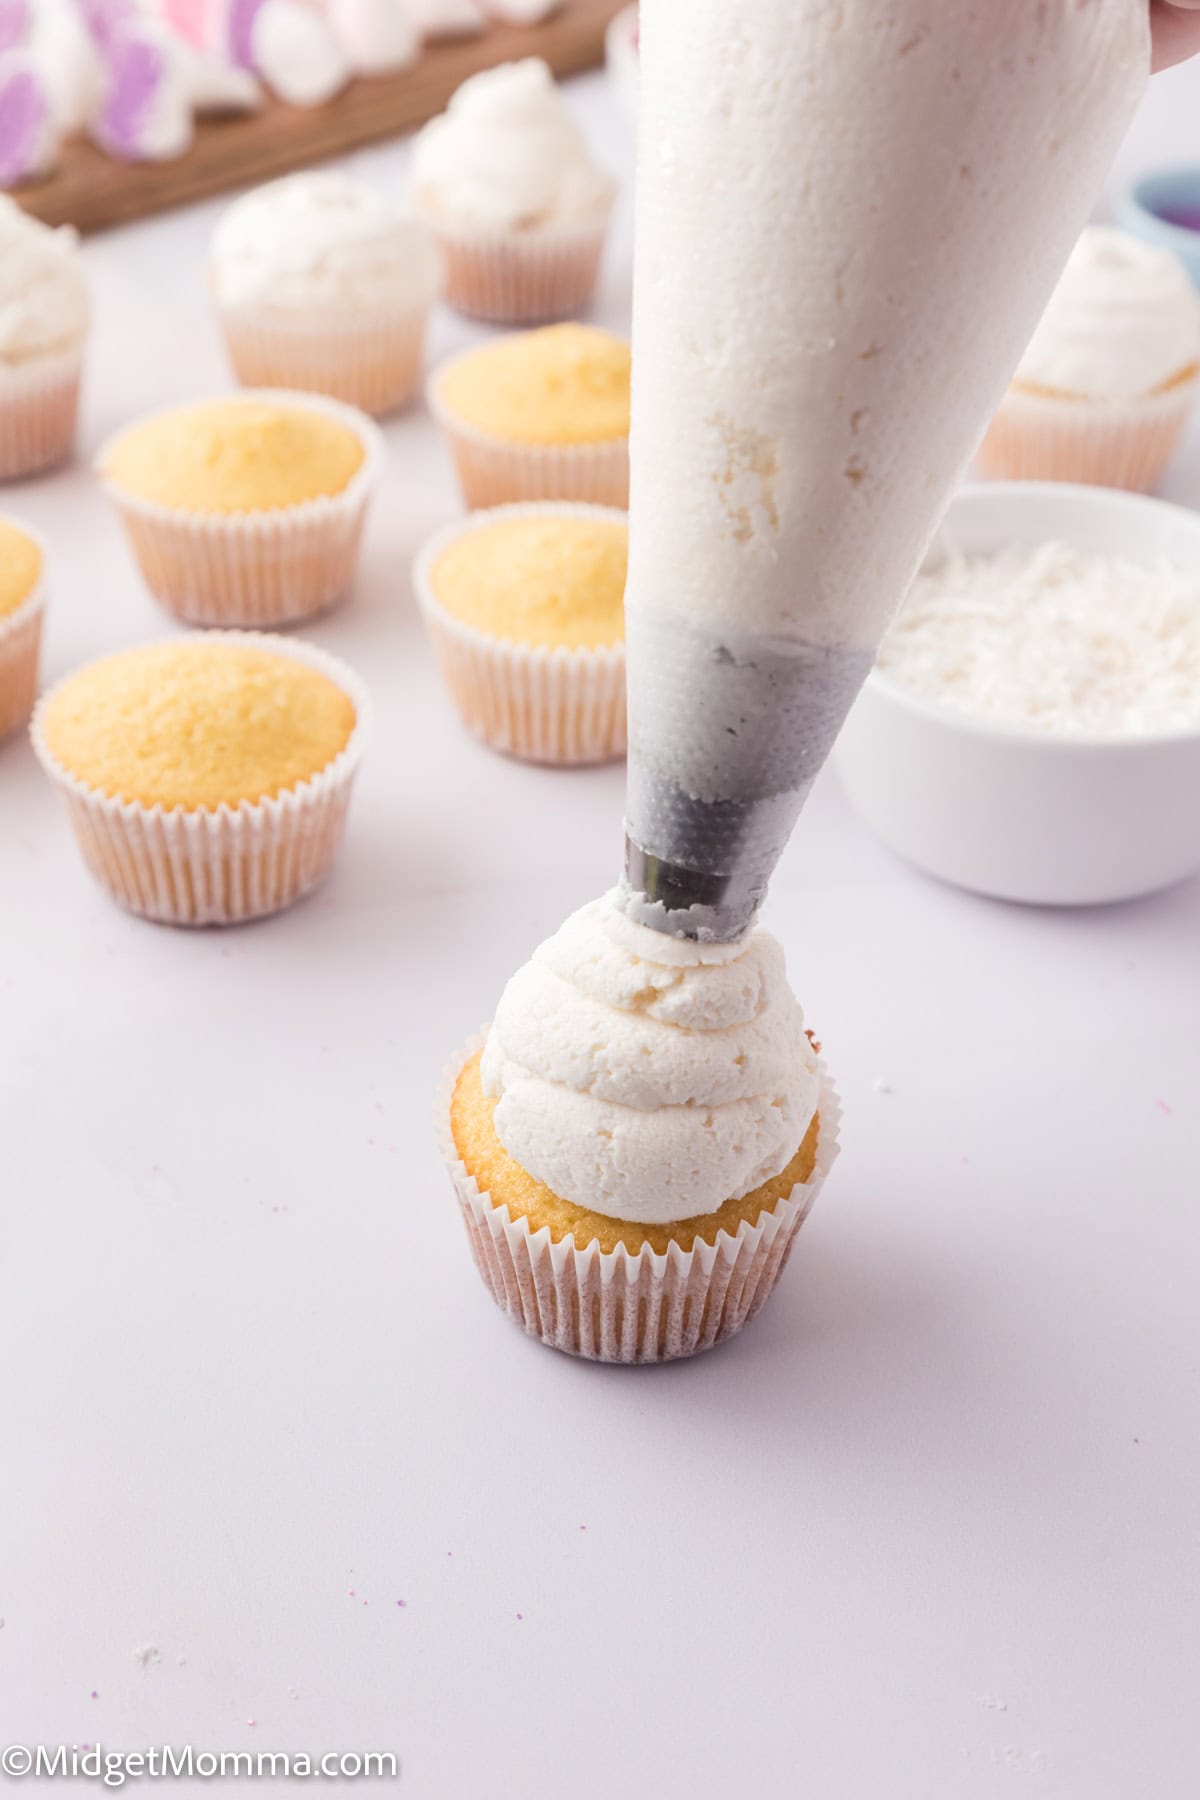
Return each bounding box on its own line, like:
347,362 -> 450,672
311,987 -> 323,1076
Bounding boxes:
32,634 -> 369,925
414,502 -> 627,763
978,227 -> 1200,492
408,58 -> 616,323
97,392 -> 383,628
440,891 -> 839,1363
429,323 -> 630,508
0,198 -> 89,481
0,515 -> 46,741
211,173 -> 441,417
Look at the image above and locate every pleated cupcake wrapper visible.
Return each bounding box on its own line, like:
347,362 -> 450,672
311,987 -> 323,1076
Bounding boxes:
413,502 -> 626,765
217,299 -> 431,418
428,360 -> 628,510
425,213 -> 611,325
96,389 -> 385,629
30,630 -> 371,927
0,579 -> 45,742
977,375 -> 1199,493
0,341 -> 84,481
437,1032 -> 841,1365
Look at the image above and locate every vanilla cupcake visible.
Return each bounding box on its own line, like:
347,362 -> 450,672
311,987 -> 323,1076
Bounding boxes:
211,173 -> 441,417
0,515 -> 46,741
429,323 -> 630,508
439,891 -> 839,1363
32,634 -> 369,925
409,58 -> 616,323
415,503 -> 627,764
97,391 -> 383,628
978,227 -> 1200,492
0,198 -> 88,481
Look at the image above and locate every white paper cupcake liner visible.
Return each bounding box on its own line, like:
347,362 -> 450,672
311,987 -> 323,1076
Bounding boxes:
428,357 -> 628,510
424,213 -> 611,325
438,1032 -> 841,1365
96,389 -> 385,629
977,374 -> 1199,493
0,576 -> 46,742
0,341 -> 84,482
217,298 -> 432,418
413,503 -> 626,764
30,630 -> 371,927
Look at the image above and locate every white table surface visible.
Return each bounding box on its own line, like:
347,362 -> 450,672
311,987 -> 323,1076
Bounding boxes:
2,60 -> 1199,1800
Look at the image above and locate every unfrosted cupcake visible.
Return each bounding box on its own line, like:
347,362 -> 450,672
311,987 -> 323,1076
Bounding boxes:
429,323 -> 630,508
97,392 -> 383,628
32,634 -> 369,925
439,890 -> 840,1363
978,226 -> 1200,492
211,173 -> 441,417
0,198 -> 89,481
0,514 -> 46,741
409,58 -> 616,323
414,502 -> 627,763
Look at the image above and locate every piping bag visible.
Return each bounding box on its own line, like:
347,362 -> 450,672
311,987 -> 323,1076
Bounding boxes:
620,0 -> 1148,942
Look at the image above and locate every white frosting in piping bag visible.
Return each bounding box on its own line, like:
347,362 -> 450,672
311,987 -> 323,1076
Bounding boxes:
622,0 -> 1149,939
1013,225 -> 1200,399
481,891 -> 819,1224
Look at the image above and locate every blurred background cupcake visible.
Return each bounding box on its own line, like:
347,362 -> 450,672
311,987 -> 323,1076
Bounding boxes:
978,225 -> 1200,492
211,172 -> 441,417
429,323 -> 630,508
408,58 -> 616,324
414,501 -> 627,764
0,198 -> 89,482
0,514 -> 46,741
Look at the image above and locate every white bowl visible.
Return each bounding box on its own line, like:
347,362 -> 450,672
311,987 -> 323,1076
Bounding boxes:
834,482 -> 1200,906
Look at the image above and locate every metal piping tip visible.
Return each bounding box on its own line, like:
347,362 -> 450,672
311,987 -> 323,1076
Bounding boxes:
623,836 -> 764,943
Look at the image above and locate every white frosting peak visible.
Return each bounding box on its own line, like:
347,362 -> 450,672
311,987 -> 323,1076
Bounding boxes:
410,57 -> 614,233
211,173 -> 440,312
0,197 -> 88,364
1014,226 -> 1200,399
480,891 -> 819,1224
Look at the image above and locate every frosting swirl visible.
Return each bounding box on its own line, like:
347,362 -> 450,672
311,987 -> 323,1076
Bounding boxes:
0,196 -> 88,364
211,172 -> 440,312
409,57 -> 615,234
480,890 -> 819,1224
1014,225 -> 1200,400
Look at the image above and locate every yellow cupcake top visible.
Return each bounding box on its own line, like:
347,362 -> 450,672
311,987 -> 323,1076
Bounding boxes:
430,512 -> 627,648
437,324 -> 630,446
102,399 -> 366,515
451,1051 -> 821,1257
0,517 -> 42,621
41,640 -> 356,810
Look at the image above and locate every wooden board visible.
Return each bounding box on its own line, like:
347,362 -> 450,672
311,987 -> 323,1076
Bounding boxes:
14,0 -> 628,235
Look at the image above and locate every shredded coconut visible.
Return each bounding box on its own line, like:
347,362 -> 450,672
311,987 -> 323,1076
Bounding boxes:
877,539 -> 1200,737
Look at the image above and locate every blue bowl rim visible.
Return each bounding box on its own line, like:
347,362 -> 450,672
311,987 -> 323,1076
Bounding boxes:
1121,166 -> 1200,252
